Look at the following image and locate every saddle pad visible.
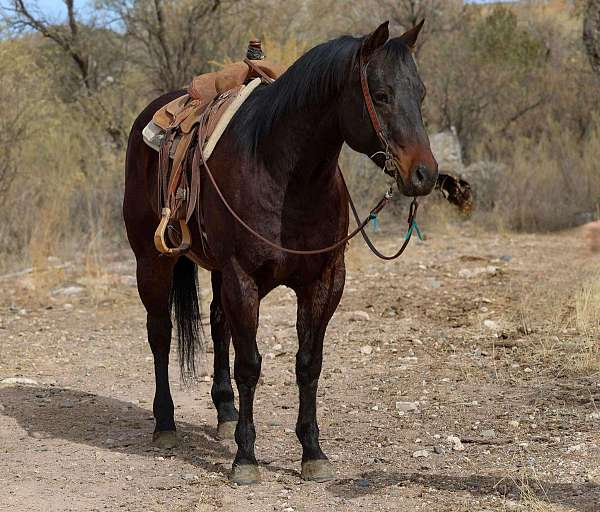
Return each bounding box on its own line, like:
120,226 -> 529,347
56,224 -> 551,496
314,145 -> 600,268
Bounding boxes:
142,77 -> 262,160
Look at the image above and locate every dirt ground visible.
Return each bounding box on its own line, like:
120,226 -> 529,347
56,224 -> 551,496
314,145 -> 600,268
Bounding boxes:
1,224 -> 599,512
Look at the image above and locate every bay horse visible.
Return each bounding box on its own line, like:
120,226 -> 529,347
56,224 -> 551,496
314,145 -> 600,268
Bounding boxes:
123,21 -> 437,484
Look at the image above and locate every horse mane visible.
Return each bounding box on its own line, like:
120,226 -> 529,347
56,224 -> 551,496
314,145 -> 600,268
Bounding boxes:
232,35 -> 363,156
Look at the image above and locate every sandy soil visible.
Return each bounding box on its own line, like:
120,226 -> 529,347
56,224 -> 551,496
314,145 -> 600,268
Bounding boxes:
1,226 -> 599,512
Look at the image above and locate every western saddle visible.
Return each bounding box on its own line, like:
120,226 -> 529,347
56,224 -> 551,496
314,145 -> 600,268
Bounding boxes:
145,40 -> 286,256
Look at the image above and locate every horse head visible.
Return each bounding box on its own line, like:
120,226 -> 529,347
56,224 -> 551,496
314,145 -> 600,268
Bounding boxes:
340,21 -> 438,197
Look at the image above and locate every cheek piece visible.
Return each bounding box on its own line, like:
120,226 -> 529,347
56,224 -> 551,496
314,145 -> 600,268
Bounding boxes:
358,43 -> 403,184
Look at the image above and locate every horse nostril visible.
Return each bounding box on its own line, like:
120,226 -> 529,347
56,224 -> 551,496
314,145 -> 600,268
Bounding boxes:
413,166 -> 426,186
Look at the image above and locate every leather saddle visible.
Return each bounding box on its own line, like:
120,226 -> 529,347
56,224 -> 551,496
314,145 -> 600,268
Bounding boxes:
147,55 -> 286,256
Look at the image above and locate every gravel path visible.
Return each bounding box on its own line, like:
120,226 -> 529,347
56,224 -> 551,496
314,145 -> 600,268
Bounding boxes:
1,228 -> 599,511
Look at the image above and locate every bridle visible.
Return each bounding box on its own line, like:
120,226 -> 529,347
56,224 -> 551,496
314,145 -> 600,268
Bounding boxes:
177,40 -> 421,259
358,43 -> 402,181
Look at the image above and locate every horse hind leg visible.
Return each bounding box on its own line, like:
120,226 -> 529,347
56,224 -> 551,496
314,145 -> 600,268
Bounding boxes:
210,271 -> 238,439
136,255 -> 178,448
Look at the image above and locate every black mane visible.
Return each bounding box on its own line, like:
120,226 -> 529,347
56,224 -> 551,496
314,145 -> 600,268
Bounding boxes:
232,35 -> 362,156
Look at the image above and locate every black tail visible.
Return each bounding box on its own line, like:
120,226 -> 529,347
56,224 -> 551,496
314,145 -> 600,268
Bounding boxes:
169,256 -> 203,381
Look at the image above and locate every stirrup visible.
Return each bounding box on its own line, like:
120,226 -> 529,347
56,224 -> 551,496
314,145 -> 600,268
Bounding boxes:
154,207 -> 192,256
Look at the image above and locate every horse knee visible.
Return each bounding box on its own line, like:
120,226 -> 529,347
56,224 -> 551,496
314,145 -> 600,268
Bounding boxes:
234,352 -> 262,386
296,351 -> 322,386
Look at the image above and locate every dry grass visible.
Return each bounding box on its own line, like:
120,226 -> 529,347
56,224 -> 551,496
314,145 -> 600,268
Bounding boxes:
571,278 -> 600,374
494,124 -> 600,232
512,475 -> 574,512
575,278 -> 600,335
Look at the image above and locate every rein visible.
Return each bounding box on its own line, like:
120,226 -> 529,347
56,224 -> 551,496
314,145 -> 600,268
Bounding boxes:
190,40 -> 422,259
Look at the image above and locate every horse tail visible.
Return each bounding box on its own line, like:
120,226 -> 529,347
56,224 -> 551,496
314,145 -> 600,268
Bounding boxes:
169,256 -> 203,381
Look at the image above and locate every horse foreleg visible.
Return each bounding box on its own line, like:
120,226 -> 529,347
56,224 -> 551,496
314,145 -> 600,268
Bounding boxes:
220,259 -> 261,484
294,254 -> 345,482
136,255 -> 178,448
209,271 -> 238,439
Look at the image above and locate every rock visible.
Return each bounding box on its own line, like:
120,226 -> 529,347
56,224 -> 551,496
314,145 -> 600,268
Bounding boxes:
588,412 -> 600,421
1,377 -> 38,386
61,399 -> 74,409
125,475 -> 133,481
347,311 -> 370,322
458,266 -> 498,279
382,307 -> 398,318
583,220 -> 600,253
433,445 -> 444,455
51,285 -> 84,296
567,444 -> 585,453
429,129 -> 464,174
395,401 -> 419,413
360,345 -> 373,355
447,435 -> 465,451
356,478 -> 370,488
412,449 -> 431,458
182,473 -> 199,482
481,429 -> 496,439
483,320 -> 500,331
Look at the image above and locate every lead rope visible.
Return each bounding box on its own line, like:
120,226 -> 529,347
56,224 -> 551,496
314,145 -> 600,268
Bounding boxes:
337,168 -> 422,260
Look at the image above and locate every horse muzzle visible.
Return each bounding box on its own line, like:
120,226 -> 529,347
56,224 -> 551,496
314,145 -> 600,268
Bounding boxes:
390,159 -> 438,197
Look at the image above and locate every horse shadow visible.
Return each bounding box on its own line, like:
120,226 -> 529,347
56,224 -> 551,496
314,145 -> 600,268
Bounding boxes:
0,385 -> 296,479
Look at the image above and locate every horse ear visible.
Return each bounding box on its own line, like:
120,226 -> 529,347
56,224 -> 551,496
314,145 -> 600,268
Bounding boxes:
398,19 -> 425,51
363,21 -> 390,60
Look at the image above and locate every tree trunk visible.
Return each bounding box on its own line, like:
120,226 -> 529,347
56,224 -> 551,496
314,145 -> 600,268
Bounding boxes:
584,0 -> 600,75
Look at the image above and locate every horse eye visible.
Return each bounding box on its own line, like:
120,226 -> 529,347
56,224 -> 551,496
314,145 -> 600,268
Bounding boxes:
373,91 -> 388,103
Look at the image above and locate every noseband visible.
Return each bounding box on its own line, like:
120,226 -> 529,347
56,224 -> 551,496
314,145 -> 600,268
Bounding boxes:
358,43 -> 400,180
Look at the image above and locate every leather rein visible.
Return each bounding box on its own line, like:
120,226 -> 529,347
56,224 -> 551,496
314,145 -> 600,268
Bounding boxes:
193,42 -> 420,259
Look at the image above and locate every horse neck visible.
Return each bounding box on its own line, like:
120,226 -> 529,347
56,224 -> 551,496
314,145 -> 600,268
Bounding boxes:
257,102 -> 343,188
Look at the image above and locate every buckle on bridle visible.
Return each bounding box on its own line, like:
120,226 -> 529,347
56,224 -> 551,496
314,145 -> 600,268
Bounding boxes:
370,146 -> 398,179
384,155 -> 397,173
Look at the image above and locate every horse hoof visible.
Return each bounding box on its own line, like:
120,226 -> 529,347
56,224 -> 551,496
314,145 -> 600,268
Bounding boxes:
231,463 -> 260,485
152,430 -> 178,449
217,421 -> 237,440
301,459 -> 335,482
